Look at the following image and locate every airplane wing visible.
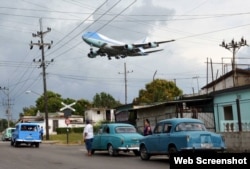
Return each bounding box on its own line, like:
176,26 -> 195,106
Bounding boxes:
144,49 -> 164,54
110,39 -> 175,51
133,39 -> 175,49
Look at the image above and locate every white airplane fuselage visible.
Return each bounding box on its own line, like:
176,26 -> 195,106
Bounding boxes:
82,31 -> 175,59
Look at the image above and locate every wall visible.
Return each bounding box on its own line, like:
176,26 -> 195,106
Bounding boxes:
214,88 -> 250,132
136,104 -> 176,133
220,132 -> 250,152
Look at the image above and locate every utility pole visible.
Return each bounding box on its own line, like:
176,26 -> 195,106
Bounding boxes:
119,63 -> 133,104
192,76 -> 200,94
220,37 -> 248,87
30,18 -> 53,140
0,86 -> 12,127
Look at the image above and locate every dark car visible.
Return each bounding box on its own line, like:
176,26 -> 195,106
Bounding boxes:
139,118 -> 226,160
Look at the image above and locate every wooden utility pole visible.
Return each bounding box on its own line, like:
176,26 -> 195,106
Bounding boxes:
30,18 -> 53,140
119,63 -> 133,104
220,38 -> 248,86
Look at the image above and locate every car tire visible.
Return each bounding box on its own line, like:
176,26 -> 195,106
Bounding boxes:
10,140 -> 14,146
35,143 -> 39,148
14,140 -> 19,147
91,149 -> 95,155
108,144 -> 118,156
140,145 -> 150,160
168,146 -> 177,157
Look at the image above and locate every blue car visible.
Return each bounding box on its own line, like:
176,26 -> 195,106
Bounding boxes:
11,123 -> 41,148
91,123 -> 143,156
139,118 -> 226,160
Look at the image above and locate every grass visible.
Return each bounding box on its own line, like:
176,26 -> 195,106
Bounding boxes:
49,133 -> 83,145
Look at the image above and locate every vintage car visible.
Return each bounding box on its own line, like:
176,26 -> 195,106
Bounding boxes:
91,123 -> 143,156
139,118 -> 226,160
11,123 -> 41,148
1,127 -> 15,141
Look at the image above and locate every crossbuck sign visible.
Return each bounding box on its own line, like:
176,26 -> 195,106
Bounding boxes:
60,102 -> 76,112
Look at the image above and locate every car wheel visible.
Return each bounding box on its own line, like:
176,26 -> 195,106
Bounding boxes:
108,144 -> 118,156
91,149 -> 95,155
10,140 -> 14,146
14,140 -> 19,147
168,146 -> 177,157
140,145 -> 150,160
35,143 -> 39,148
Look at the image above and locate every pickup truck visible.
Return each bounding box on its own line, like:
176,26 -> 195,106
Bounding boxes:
11,123 -> 42,148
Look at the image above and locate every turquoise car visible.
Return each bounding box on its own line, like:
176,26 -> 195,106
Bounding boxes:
2,127 -> 15,141
139,118 -> 226,160
91,123 -> 143,156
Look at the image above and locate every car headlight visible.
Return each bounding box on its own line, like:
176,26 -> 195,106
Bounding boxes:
120,138 -> 124,145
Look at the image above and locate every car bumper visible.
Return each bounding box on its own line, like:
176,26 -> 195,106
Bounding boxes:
16,139 -> 41,143
117,146 -> 140,151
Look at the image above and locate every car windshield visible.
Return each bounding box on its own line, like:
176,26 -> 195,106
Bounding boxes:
115,126 -> 136,133
175,122 -> 206,131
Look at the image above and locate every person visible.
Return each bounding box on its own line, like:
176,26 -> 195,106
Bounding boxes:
83,119 -> 94,156
143,119 -> 152,136
40,126 -> 44,140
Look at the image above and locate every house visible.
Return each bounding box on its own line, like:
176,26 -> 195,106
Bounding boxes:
211,85 -> 250,132
84,108 -> 115,124
19,111 -> 85,135
200,68 -> 250,94
200,68 -> 250,132
115,97 -> 215,134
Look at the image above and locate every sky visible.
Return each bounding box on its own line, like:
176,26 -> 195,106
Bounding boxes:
0,0 -> 250,121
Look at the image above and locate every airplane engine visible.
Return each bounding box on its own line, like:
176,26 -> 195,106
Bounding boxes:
87,50 -> 98,58
124,44 -> 134,50
148,42 -> 159,48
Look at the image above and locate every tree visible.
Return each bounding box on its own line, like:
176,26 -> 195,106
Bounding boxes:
22,106 -> 37,116
134,79 -> 183,104
36,91 -> 62,113
73,99 -> 92,116
93,92 -> 122,108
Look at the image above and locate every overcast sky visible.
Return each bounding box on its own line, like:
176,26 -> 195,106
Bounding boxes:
1,0 -> 250,120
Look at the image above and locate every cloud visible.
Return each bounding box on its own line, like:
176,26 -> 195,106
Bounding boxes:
0,0 -> 250,120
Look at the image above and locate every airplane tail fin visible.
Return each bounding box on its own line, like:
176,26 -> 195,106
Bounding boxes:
142,37 -> 149,43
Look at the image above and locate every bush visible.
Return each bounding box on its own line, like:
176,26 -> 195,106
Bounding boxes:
56,127 -> 83,134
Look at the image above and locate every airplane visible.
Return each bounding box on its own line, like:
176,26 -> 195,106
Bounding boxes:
82,32 -> 175,60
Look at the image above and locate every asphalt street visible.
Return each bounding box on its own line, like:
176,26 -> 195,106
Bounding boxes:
0,141 -> 169,169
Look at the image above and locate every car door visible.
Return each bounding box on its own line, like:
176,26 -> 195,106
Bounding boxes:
99,125 -> 111,149
147,123 -> 164,153
158,123 -> 172,153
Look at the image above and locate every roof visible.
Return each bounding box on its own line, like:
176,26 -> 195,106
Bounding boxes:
202,68 -> 250,89
15,122 -> 40,126
103,123 -> 134,127
115,98 -> 212,114
159,118 -> 203,125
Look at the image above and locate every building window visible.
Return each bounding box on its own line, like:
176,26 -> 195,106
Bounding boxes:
223,105 -> 233,120
97,111 -> 100,115
53,120 -> 58,132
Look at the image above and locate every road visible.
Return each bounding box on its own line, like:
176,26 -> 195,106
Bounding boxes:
0,141 -> 169,169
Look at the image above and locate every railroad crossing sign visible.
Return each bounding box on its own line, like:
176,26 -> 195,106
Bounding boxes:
60,102 -> 76,118
60,102 -> 76,111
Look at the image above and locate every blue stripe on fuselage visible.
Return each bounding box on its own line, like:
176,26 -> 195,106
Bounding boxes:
82,32 -> 102,40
